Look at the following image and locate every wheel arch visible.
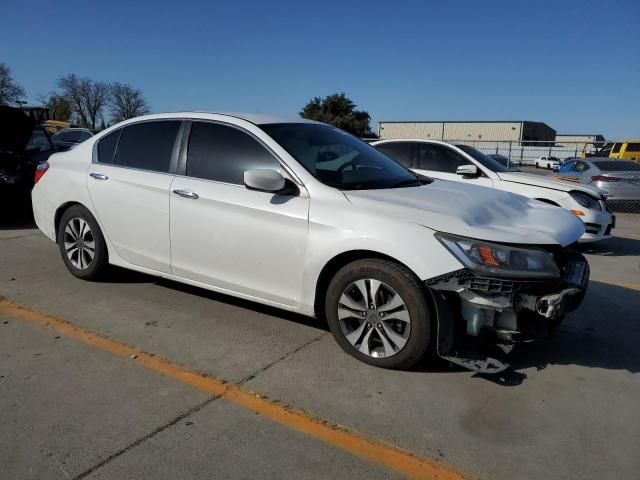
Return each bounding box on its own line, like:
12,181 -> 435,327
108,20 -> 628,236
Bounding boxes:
54,202 -> 108,265
54,201 -> 85,240
313,249 -> 422,320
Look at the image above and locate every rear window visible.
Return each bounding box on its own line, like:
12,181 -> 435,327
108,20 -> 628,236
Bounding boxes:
625,143 -> 640,152
114,121 -> 180,173
593,160 -> 640,171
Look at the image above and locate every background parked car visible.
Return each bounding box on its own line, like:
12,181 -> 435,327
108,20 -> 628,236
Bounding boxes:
609,140 -> 640,162
0,106 -> 58,222
52,128 -> 95,150
553,158 -> 640,212
535,156 -> 561,169
372,139 -> 614,242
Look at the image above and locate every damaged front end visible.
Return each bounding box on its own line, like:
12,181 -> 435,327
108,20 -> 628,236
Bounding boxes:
427,234 -> 589,373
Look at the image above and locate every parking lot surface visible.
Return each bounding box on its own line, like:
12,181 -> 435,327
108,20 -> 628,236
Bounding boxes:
1,214 -> 639,479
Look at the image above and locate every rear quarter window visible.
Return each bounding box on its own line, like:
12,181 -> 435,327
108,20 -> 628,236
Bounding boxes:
97,130 -> 121,164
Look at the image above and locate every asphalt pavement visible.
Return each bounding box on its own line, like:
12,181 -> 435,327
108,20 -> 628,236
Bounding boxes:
1,213 -> 638,480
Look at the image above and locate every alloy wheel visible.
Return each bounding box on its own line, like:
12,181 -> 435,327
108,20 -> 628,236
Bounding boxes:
337,279 -> 411,358
63,217 -> 96,270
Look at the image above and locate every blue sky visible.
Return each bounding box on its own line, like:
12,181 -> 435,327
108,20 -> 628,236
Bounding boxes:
2,0 -> 638,137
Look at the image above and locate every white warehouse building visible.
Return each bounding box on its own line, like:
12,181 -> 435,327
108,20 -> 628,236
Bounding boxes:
555,134 -> 605,144
378,120 -> 556,145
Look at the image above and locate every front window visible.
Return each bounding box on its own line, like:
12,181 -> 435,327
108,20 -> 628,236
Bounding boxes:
454,144 -> 510,172
260,123 -> 424,190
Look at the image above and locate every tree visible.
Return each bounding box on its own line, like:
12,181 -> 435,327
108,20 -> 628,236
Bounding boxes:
109,82 -> 150,122
299,93 -> 372,137
57,74 -> 111,129
0,62 -> 26,106
37,92 -> 72,121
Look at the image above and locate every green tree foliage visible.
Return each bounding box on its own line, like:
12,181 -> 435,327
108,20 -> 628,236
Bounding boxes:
0,62 -> 26,105
300,93 -> 372,137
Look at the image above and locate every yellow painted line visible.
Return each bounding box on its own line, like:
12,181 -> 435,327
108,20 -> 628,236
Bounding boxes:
0,299 -> 468,480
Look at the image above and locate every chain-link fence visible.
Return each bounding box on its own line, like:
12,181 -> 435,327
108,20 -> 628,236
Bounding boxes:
449,140 -> 640,214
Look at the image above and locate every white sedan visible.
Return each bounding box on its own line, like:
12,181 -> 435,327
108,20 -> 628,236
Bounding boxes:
32,113 -> 589,373
373,139 -> 614,243
536,156 -> 561,170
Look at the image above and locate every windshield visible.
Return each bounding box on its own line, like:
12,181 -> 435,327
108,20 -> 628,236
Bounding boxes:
454,144 -> 511,172
260,123 -> 426,190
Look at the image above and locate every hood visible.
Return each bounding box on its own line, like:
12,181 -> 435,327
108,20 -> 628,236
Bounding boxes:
0,106 -> 36,153
496,171 -> 603,197
344,179 -> 585,246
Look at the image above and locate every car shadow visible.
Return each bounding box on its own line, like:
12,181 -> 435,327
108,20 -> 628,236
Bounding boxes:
580,236 -> 640,257
481,281 -> 640,386
97,269 -> 638,384
157,277 -> 328,331
413,281 -> 640,386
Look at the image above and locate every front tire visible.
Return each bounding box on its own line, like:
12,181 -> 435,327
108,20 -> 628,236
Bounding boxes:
324,259 -> 432,370
57,205 -> 108,280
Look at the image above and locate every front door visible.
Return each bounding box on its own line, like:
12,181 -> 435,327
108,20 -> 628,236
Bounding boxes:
169,121 -> 309,307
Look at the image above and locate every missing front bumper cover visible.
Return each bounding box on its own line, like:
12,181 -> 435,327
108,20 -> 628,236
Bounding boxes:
427,253 -> 589,373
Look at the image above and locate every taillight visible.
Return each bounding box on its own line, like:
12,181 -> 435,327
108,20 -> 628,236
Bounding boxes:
34,162 -> 49,184
591,175 -> 620,182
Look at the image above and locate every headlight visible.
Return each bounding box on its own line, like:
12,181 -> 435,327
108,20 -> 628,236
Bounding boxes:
435,233 -> 560,279
569,191 -> 599,210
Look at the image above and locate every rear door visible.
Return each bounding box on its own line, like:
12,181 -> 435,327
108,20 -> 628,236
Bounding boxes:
87,120 -> 182,273
169,121 -> 309,306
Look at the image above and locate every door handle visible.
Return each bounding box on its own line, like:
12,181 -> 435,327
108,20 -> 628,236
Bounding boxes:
173,189 -> 199,200
89,173 -> 108,180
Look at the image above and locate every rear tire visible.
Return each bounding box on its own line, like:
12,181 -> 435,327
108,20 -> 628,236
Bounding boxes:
324,259 -> 432,370
57,205 -> 108,280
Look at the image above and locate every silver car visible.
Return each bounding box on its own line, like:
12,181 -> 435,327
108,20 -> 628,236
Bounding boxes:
554,158 -> 640,210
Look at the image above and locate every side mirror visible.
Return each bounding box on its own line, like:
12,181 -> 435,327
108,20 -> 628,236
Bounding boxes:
244,169 -> 287,193
456,164 -> 478,177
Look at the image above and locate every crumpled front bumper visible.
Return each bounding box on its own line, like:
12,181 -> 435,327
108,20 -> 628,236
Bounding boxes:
426,251 -> 589,373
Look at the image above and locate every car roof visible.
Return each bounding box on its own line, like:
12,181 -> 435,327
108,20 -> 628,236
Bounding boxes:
113,112 -> 320,126
371,139 -> 452,146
